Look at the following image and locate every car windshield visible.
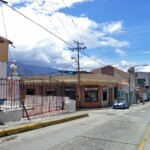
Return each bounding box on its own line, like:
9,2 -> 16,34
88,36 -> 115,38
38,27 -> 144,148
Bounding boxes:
117,99 -> 125,103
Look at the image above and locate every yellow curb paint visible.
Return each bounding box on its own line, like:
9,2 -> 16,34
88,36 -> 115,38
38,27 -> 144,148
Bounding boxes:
138,124 -> 150,150
0,129 -> 7,137
0,113 -> 88,137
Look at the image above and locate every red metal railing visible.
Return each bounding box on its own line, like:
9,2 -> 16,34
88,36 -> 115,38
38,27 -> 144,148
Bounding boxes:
0,78 -> 75,119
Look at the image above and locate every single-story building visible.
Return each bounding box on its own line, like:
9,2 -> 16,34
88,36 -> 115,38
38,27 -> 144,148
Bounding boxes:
22,73 -> 120,109
92,65 -> 136,105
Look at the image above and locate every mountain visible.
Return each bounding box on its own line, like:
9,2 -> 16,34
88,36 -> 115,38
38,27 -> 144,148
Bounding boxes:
7,62 -> 59,76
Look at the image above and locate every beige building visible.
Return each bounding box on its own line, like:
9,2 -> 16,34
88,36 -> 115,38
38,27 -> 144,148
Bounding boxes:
92,65 -> 136,104
0,36 -> 13,78
23,73 -> 120,109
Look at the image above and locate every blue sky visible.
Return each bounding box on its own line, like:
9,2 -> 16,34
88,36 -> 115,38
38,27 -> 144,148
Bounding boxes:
0,0 -> 150,72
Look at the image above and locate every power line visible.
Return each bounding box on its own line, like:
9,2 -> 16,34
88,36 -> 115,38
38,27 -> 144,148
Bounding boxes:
0,0 -> 74,48
48,0 -> 74,42
61,0 -> 117,64
35,0 -> 61,37
0,3 -> 7,37
0,2 -> 13,62
80,51 -> 105,66
62,0 -> 84,42
62,0 -> 102,50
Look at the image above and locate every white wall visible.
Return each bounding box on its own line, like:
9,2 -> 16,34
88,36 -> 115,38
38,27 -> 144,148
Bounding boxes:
0,62 -> 7,78
136,72 -> 150,86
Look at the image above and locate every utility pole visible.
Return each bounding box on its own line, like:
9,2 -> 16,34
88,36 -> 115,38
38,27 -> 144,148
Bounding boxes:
128,72 -> 131,106
70,41 -> 86,109
128,67 -> 135,106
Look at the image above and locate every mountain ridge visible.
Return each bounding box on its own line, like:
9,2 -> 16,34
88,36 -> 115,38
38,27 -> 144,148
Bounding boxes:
7,62 -> 59,76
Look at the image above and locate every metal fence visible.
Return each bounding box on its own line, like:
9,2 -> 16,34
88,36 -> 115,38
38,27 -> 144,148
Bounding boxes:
0,77 -> 76,119
0,79 -> 21,111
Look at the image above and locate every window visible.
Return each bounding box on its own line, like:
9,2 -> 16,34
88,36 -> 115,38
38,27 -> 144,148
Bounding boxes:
102,86 -> 108,101
84,87 -> 98,102
46,89 -> 56,96
27,88 -> 35,95
65,87 -> 76,100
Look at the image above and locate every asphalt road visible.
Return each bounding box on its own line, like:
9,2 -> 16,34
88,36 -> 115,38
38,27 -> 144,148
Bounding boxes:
0,103 -> 150,150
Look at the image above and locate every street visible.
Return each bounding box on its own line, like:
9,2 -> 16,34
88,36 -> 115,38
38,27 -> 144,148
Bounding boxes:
0,103 -> 150,150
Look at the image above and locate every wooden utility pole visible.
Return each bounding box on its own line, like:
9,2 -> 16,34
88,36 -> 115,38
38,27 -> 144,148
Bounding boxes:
70,41 -> 86,109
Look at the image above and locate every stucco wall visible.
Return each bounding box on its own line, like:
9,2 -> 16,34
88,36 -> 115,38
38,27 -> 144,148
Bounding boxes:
0,108 -> 22,123
0,62 -> 7,78
0,41 -> 8,62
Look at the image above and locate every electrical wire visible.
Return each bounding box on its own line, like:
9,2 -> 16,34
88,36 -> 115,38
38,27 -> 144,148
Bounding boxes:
1,0 -> 148,75
2,1 -> 74,48
62,0 -> 84,42
62,0 -> 100,49
47,0 -> 74,42
0,3 -> 7,37
35,0 -> 62,37
0,2 -> 13,62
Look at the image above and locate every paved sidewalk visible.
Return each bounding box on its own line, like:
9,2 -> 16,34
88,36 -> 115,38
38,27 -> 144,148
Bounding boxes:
0,111 -> 88,137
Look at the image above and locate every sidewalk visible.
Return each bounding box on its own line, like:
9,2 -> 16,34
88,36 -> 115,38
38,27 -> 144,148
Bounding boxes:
0,111 -> 88,137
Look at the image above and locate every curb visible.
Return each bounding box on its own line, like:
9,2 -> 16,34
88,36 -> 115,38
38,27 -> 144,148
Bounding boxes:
0,112 -> 89,137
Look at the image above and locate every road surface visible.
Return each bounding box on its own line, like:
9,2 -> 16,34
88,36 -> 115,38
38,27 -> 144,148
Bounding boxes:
0,103 -> 150,150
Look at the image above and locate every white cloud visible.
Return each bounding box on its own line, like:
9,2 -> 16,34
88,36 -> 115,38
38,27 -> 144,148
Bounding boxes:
139,66 -> 150,72
115,48 -> 127,56
98,37 -> 129,48
101,21 -> 124,35
0,0 -> 129,71
80,56 -> 104,71
120,60 -> 128,66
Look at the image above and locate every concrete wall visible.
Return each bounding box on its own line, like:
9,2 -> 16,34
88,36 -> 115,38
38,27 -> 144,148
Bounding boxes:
65,98 -> 76,113
0,108 -> 22,123
0,62 -> 7,78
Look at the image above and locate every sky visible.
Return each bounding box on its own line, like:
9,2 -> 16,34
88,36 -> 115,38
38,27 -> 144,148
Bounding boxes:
0,0 -> 150,73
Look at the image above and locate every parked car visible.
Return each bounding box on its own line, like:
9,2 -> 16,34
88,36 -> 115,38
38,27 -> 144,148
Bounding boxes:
112,98 -> 129,109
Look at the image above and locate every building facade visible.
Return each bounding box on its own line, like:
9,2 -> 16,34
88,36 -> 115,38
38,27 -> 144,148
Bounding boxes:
136,72 -> 150,98
92,65 -> 136,105
22,73 -> 119,109
0,36 -> 13,78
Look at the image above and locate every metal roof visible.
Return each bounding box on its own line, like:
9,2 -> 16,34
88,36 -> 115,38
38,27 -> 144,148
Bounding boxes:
53,74 -> 120,84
